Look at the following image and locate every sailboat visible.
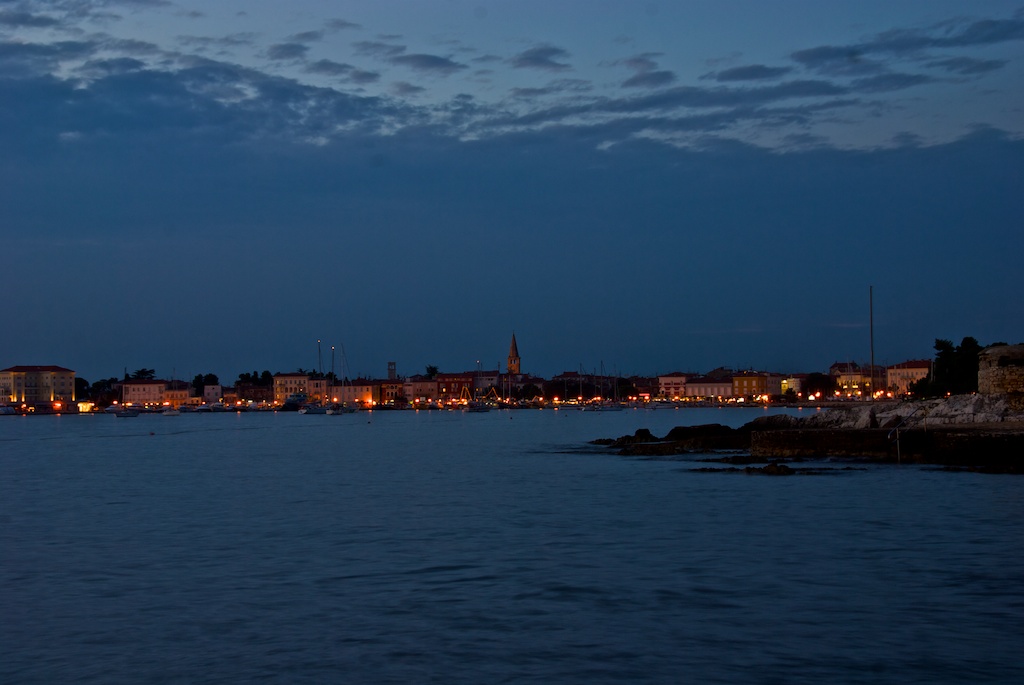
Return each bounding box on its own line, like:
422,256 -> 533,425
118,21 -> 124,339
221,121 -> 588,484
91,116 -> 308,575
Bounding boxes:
326,344 -> 358,414
300,340 -> 330,414
106,377 -> 140,417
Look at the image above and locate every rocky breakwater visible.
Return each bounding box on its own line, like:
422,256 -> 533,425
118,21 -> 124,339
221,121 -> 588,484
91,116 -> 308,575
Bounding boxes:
592,414 -> 805,459
751,395 -> 1024,472
595,395 -> 1024,472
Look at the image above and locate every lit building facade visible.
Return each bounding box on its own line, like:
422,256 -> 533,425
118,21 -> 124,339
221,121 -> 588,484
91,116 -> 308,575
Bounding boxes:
1,365 -> 76,404
273,373 -> 311,404
887,360 -> 932,395
684,377 -> 733,400
658,372 -> 687,399
122,379 -> 166,406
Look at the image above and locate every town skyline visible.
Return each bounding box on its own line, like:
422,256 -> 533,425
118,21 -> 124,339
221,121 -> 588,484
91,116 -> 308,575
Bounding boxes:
4,328 -> 962,392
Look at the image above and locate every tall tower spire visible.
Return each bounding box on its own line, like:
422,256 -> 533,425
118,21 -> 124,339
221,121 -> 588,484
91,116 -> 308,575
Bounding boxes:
507,333 -> 521,375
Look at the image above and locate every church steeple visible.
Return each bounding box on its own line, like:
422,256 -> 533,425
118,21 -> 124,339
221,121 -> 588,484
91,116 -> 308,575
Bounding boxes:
507,333 -> 521,375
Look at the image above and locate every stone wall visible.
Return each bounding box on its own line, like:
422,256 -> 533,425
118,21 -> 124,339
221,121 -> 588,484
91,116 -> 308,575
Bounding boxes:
978,344 -> 1024,395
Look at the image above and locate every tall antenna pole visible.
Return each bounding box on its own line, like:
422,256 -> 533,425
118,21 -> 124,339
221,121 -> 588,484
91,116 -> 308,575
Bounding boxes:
869,286 -> 875,401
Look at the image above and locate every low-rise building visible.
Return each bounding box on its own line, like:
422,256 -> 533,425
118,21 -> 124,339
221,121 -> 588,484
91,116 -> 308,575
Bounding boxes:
684,376 -> 733,400
163,380 -> 192,408
203,384 -> 223,405
236,381 -> 273,405
330,379 -> 375,406
122,378 -> 166,406
273,373 -> 310,405
404,376 -> 439,405
887,360 -> 932,395
437,372 -> 475,402
658,372 -> 687,399
376,379 -> 405,405
732,371 -> 768,399
830,362 -> 886,397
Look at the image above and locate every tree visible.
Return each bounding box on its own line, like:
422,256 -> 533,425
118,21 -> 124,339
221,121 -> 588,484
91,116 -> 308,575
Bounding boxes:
131,368 -> 156,380
424,365 -> 439,379
517,383 -> 543,401
89,377 -> 120,405
913,337 -> 982,397
804,373 -> 837,397
238,370 -> 274,387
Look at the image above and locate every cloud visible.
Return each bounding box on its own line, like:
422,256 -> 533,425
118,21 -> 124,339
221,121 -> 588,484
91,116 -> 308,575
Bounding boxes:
266,43 -> 309,61
288,30 -> 324,43
326,19 -> 361,31
102,37 -> 162,56
353,40 -> 405,58
710,64 -> 792,82
0,10 -> 61,28
76,56 -> 147,77
510,45 -> 571,71
623,70 -> 675,88
177,33 -> 257,52
304,59 -> 380,84
389,53 -> 466,75
791,46 -> 883,76
850,72 -> 931,93
794,13 -> 1024,76
509,78 -> 591,100
617,52 -> 676,88
502,79 -> 849,129
0,40 -> 98,77
392,81 -> 424,96
925,56 -> 1006,75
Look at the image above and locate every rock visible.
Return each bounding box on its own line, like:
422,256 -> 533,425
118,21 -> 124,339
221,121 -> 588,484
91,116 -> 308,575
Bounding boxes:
663,424 -> 735,441
744,462 -> 794,476
743,414 -> 802,430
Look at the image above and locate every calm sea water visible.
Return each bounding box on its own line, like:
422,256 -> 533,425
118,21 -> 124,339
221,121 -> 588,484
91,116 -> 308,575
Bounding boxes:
2,407 -> 1022,684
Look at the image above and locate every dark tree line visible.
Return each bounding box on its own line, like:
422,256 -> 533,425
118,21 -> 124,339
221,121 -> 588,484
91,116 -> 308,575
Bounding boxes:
237,370 -> 275,386
911,336 -> 982,397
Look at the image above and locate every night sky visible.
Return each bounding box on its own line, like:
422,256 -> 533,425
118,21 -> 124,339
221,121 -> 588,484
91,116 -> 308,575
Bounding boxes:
3,1 -> 1022,383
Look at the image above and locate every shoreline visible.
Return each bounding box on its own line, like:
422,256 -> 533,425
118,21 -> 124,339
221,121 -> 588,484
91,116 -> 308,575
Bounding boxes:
594,394 -> 1024,474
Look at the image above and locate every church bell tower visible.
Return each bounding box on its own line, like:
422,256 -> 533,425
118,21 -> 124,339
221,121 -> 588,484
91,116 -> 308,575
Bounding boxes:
507,333 -> 521,375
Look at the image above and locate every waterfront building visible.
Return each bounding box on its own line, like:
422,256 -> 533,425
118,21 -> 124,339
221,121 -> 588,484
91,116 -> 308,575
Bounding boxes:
235,381 -> 273,405
472,369 -> 500,397
437,372 -> 475,402
376,379 -> 405,405
122,378 -> 166,406
732,371 -> 769,399
273,373 -> 310,405
404,376 -> 439,405
780,375 -> 806,396
203,384 -> 224,405
630,376 -> 659,401
163,380 -> 192,408
0,365 -> 76,405
887,360 -> 932,395
830,361 -> 886,397
658,372 -> 687,399
307,377 -> 328,403
684,376 -> 733,400
329,378 -> 374,406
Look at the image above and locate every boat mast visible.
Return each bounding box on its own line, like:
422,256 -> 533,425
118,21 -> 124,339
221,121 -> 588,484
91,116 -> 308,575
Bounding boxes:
869,286 -> 875,400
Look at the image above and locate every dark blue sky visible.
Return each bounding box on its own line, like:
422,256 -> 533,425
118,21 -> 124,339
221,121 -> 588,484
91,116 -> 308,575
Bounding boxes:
2,1 -> 1022,382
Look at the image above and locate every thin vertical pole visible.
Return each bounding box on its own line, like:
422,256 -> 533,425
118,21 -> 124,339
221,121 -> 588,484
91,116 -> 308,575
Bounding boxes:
869,286 -> 875,400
